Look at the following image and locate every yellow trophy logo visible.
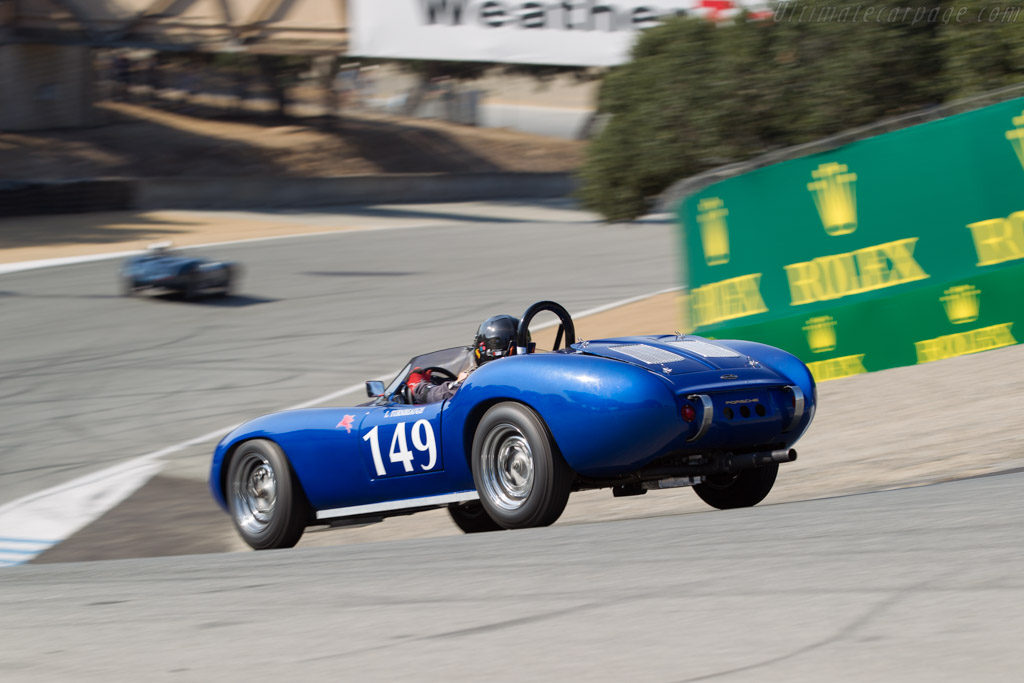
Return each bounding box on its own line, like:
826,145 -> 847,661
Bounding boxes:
696,197 -> 730,266
803,315 -> 838,353
807,162 -> 857,236
941,284 -> 980,325
1007,110 -> 1024,173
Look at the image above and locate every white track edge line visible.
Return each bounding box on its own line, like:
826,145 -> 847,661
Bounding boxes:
0,206 -> 607,276
0,287 -> 681,548
0,222 -> 458,276
0,376 -> 392,519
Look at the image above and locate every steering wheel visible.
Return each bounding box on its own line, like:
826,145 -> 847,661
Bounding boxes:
393,367 -> 459,405
517,301 -> 575,353
420,366 -> 458,383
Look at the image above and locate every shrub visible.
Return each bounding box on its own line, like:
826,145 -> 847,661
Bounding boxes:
579,1 -> 1022,221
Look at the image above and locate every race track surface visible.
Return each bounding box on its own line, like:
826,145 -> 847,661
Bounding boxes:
0,203 -> 678,559
1,471 -> 1021,682
1,201 -> 1022,681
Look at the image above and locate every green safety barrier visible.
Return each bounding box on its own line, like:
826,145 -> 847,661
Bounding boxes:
679,96 -> 1024,381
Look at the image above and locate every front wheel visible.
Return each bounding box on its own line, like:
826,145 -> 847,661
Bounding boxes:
226,439 -> 309,549
471,402 -> 573,529
693,463 -> 779,510
447,501 -> 504,533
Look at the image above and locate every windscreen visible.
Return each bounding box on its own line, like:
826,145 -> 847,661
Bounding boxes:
381,346 -> 474,398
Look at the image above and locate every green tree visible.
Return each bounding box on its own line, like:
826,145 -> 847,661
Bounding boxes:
579,2 -> 953,221
940,1 -> 1024,97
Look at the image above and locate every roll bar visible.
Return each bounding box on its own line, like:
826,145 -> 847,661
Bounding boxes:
517,301 -> 575,354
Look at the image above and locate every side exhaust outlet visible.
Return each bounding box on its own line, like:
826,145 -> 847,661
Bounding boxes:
771,448 -> 797,463
723,449 -> 798,470
685,394 -> 713,442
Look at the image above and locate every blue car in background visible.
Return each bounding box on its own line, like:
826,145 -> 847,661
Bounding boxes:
120,242 -> 237,299
210,301 -> 816,549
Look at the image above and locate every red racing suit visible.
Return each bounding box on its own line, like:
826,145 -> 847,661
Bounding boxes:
409,368 -> 464,404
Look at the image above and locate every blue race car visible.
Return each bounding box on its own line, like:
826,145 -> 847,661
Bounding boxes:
210,301 -> 816,549
120,242 -> 237,299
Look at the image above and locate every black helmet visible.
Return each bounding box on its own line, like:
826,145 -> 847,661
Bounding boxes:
473,315 -> 525,364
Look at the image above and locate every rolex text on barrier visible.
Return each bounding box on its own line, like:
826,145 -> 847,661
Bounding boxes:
679,97 -> 1024,381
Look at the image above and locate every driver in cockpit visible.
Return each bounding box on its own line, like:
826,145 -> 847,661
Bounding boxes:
409,314 -> 524,404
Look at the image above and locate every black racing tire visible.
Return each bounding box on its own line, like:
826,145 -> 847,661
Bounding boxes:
447,501 -> 504,533
215,267 -> 235,297
183,274 -> 202,300
226,439 -> 309,550
693,463 -> 779,510
471,402 -> 574,529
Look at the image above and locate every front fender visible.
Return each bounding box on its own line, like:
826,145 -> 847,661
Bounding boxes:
208,408 -> 370,512
209,413 -> 302,512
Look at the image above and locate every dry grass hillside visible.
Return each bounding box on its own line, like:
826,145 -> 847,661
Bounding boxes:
0,101 -> 584,180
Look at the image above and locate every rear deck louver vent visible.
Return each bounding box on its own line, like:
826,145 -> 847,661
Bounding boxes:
666,340 -> 741,358
609,344 -> 686,365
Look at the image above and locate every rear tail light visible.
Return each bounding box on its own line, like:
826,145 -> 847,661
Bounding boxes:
681,404 -> 696,422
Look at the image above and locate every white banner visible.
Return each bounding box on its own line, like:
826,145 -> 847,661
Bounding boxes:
349,0 -> 769,67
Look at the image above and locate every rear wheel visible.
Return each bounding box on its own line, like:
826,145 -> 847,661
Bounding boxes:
447,501 -> 504,533
183,273 -> 202,300
693,463 -> 779,510
226,439 -> 309,549
471,402 -> 573,529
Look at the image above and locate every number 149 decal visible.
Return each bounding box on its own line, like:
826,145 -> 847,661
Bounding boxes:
362,420 -> 438,476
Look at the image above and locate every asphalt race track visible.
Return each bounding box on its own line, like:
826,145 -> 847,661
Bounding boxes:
0,207 -> 676,503
1,202 -> 1022,681
1,471 -> 1021,681
0,203 -> 678,556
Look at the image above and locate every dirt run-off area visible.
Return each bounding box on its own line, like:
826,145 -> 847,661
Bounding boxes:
0,101 -> 584,180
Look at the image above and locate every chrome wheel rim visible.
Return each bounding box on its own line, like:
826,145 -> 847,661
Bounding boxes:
231,451 -> 278,535
480,423 -> 534,511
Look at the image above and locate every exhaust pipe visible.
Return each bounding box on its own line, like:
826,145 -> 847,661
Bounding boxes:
771,448 -> 798,463
723,448 -> 797,470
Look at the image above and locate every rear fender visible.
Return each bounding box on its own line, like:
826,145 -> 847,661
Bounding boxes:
715,339 -> 816,438
446,354 -> 681,476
